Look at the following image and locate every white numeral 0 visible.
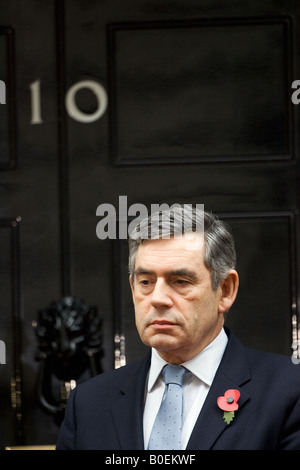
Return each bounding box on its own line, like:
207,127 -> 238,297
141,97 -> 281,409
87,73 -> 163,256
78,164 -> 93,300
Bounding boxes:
65,80 -> 108,123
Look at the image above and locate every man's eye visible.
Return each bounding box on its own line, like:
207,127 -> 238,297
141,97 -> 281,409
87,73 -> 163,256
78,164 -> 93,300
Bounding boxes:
140,279 -> 151,285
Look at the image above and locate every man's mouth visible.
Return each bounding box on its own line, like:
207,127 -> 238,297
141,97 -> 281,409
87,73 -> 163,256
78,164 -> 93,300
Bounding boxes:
150,319 -> 177,329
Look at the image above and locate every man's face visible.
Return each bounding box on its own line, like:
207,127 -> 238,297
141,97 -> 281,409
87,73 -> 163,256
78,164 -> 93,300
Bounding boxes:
129,233 -> 234,364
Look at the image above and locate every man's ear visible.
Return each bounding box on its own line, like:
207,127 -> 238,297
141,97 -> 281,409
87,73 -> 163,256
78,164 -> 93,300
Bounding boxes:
218,270 -> 239,314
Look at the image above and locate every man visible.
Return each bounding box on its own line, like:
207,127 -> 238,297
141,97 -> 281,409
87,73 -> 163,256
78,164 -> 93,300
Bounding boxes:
56,207 -> 300,450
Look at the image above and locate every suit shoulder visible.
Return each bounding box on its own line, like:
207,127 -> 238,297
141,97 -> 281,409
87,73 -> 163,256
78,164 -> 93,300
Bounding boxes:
244,344 -> 294,365
74,355 -> 149,398
244,344 -> 300,383
224,328 -> 300,386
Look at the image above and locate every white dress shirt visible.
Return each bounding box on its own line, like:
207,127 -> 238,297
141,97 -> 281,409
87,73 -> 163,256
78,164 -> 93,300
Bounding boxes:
143,328 -> 228,449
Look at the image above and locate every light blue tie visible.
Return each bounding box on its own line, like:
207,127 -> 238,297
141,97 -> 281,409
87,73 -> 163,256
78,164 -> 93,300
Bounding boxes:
148,364 -> 186,450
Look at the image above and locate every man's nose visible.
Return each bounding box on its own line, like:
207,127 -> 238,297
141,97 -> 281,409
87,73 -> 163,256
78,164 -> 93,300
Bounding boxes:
150,279 -> 174,309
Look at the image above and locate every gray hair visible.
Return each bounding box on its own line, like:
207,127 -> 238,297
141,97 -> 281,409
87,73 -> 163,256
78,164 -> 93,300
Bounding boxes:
128,206 -> 236,291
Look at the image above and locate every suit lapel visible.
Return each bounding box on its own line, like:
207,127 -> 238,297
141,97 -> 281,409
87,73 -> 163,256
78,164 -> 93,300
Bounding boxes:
187,328 -> 251,450
110,353 -> 151,449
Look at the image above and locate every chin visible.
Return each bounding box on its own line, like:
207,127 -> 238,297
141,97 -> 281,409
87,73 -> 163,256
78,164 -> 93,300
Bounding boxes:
146,334 -> 181,352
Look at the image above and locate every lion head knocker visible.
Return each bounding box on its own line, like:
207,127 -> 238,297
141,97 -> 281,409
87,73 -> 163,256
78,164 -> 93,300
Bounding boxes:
33,296 -> 103,422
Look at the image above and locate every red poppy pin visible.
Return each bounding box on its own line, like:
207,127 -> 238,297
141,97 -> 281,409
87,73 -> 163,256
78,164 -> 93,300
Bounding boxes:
217,389 -> 240,425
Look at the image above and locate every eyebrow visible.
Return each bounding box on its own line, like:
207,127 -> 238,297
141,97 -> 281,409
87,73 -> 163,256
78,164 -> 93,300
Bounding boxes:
170,268 -> 199,281
134,267 -> 199,281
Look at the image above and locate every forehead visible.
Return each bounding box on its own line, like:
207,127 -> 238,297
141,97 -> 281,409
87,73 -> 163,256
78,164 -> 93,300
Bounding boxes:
135,233 -> 205,270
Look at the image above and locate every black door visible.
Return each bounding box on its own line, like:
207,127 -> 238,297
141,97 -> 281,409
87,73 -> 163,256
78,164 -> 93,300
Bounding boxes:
0,0 -> 299,447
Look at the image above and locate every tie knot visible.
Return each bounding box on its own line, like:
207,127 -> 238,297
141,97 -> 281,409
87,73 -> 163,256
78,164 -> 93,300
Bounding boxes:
162,364 -> 186,386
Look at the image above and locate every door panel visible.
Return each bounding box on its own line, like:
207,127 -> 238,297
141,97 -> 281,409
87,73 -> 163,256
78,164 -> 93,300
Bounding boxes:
108,17 -> 293,164
0,219 -> 22,448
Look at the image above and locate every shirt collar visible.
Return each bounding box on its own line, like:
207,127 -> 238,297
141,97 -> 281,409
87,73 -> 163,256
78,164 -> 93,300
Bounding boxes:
147,327 -> 228,391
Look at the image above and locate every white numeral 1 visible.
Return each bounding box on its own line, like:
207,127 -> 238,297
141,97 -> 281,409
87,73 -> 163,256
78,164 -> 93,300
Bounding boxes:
29,79 -> 43,124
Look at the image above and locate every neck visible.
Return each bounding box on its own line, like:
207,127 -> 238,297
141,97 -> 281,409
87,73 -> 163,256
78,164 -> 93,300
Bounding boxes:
156,325 -> 224,365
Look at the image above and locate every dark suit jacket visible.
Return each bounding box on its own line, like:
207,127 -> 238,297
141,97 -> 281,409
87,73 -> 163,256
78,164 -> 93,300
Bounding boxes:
56,328 -> 300,450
